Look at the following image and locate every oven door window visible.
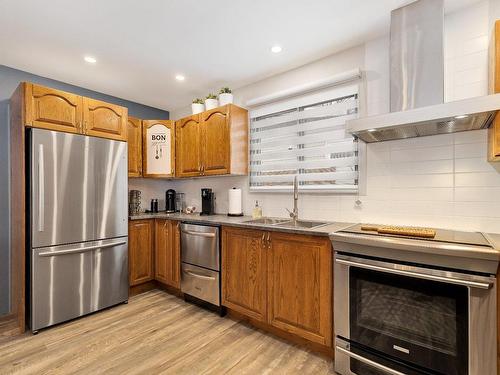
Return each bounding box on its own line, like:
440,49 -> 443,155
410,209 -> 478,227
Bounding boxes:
350,267 -> 468,375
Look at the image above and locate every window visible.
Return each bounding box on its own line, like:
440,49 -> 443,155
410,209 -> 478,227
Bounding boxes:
249,84 -> 359,192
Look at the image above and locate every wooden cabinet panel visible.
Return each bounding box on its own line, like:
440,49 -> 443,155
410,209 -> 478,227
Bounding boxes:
129,220 -> 154,286
154,220 -> 180,288
83,98 -> 127,141
176,115 -> 202,177
268,232 -> 332,347
222,227 -> 267,322
142,120 -> 175,178
25,83 -> 83,133
490,20 -> 500,162
201,107 -> 230,175
127,117 -> 142,177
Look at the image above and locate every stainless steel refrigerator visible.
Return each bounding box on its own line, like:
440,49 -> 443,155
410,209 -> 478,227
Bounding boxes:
28,128 -> 128,332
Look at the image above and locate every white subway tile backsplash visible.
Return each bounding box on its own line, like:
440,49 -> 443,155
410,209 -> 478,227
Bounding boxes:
390,160 -> 454,175
454,129 -> 487,144
391,174 -> 454,188
455,172 -> 500,187
454,142 -> 488,158
391,146 -> 454,162
455,187 -> 500,202
455,158 -> 497,173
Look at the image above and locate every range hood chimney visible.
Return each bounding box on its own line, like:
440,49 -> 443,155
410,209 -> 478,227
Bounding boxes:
348,0 -> 500,143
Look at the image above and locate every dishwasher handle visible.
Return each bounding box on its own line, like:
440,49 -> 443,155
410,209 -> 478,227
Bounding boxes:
181,229 -> 216,238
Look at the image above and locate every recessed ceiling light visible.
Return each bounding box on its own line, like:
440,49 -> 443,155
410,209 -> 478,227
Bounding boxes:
271,45 -> 282,53
175,74 -> 185,81
368,129 -> 376,132
455,115 -> 468,119
84,56 -> 97,64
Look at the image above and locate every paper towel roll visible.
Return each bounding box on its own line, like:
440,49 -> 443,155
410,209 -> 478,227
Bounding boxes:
228,187 -> 243,216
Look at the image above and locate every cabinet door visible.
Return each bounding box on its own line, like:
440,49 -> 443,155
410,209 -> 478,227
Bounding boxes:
142,120 -> 175,178
154,220 -> 180,288
25,83 -> 83,133
127,117 -> 142,177
83,98 -> 127,141
175,115 -> 201,177
268,232 -> 332,347
201,106 -> 230,175
129,220 -> 154,286
155,219 -> 169,284
222,227 -> 267,322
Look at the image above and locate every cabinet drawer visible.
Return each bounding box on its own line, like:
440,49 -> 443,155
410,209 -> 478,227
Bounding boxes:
181,263 -> 220,306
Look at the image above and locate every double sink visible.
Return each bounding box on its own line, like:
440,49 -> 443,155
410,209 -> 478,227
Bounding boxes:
244,217 -> 329,229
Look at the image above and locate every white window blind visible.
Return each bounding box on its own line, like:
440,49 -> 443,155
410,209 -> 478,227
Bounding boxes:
249,84 -> 359,192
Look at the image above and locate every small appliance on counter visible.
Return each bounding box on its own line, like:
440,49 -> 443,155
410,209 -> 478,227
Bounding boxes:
129,190 -> 142,216
150,198 -> 159,213
227,187 -> 243,216
201,188 -> 215,215
165,189 -> 176,213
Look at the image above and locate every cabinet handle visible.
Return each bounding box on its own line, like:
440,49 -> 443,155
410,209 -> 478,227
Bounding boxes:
261,233 -> 265,247
266,232 -> 271,249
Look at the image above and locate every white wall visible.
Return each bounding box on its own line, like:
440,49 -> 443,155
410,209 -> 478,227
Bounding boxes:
136,0 -> 500,234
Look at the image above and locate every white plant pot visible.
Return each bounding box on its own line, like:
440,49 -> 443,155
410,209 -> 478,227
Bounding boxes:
218,93 -> 233,106
205,98 -> 219,110
191,103 -> 205,114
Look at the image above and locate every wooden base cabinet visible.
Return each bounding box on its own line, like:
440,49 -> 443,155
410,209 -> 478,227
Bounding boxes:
154,220 -> 181,288
222,227 -> 268,322
268,232 -> 332,347
222,227 -> 333,347
129,220 -> 154,286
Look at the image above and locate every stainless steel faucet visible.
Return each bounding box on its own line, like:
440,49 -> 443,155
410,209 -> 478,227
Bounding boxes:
286,176 -> 299,223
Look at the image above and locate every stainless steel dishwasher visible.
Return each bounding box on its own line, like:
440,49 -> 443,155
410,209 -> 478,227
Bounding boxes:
180,223 -> 222,311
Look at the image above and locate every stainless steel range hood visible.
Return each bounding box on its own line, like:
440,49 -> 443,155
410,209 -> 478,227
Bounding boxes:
347,0 -> 500,143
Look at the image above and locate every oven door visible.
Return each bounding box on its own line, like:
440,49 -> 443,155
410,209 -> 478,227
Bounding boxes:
334,253 -> 497,375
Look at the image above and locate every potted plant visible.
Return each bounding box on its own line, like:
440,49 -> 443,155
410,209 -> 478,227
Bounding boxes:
205,93 -> 218,110
218,87 -> 233,106
191,98 -> 204,114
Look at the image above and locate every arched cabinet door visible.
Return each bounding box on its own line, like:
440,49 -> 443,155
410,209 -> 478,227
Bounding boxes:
201,106 -> 230,176
83,98 -> 127,141
175,114 -> 202,177
142,120 -> 175,178
25,83 -> 83,133
127,117 -> 142,177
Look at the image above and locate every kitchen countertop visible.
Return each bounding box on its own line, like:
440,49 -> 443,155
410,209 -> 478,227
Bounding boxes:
130,212 -> 500,263
129,212 -> 353,237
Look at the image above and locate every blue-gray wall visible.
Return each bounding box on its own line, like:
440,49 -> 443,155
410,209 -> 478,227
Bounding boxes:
0,64 -> 169,316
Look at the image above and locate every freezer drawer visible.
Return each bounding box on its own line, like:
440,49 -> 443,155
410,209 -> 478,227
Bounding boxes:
31,237 -> 128,331
181,224 -> 219,271
181,263 -> 220,306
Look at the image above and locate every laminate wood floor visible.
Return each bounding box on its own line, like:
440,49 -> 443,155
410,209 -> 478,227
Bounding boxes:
0,290 -> 336,375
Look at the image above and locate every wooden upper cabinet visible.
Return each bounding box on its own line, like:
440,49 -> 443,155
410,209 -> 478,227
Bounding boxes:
176,114 -> 202,177
127,117 -> 142,177
129,220 -> 154,286
142,120 -> 175,178
489,20 -> 500,161
175,104 -> 248,178
154,220 -> 180,288
201,107 -> 230,175
83,98 -> 127,141
267,232 -> 332,347
25,83 -> 83,133
222,227 -> 267,322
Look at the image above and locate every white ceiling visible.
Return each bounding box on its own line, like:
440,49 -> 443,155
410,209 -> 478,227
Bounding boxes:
0,0 -> 481,112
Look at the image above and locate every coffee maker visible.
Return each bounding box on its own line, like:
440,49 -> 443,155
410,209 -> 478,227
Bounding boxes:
165,189 -> 176,213
201,188 -> 215,215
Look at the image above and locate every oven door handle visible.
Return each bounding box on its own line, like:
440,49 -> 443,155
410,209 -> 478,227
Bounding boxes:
336,345 -> 406,375
335,258 -> 493,289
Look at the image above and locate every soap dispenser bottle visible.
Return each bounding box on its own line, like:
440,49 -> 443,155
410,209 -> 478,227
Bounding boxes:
252,200 -> 263,219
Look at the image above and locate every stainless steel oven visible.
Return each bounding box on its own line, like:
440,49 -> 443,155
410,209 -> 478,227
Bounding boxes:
334,253 -> 497,375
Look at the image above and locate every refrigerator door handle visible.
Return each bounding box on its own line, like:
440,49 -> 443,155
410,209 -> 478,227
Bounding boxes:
38,144 -> 44,232
38,240 -> 127,257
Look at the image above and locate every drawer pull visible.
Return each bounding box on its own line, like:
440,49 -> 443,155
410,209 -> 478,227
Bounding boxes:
183,270 -> 216,280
